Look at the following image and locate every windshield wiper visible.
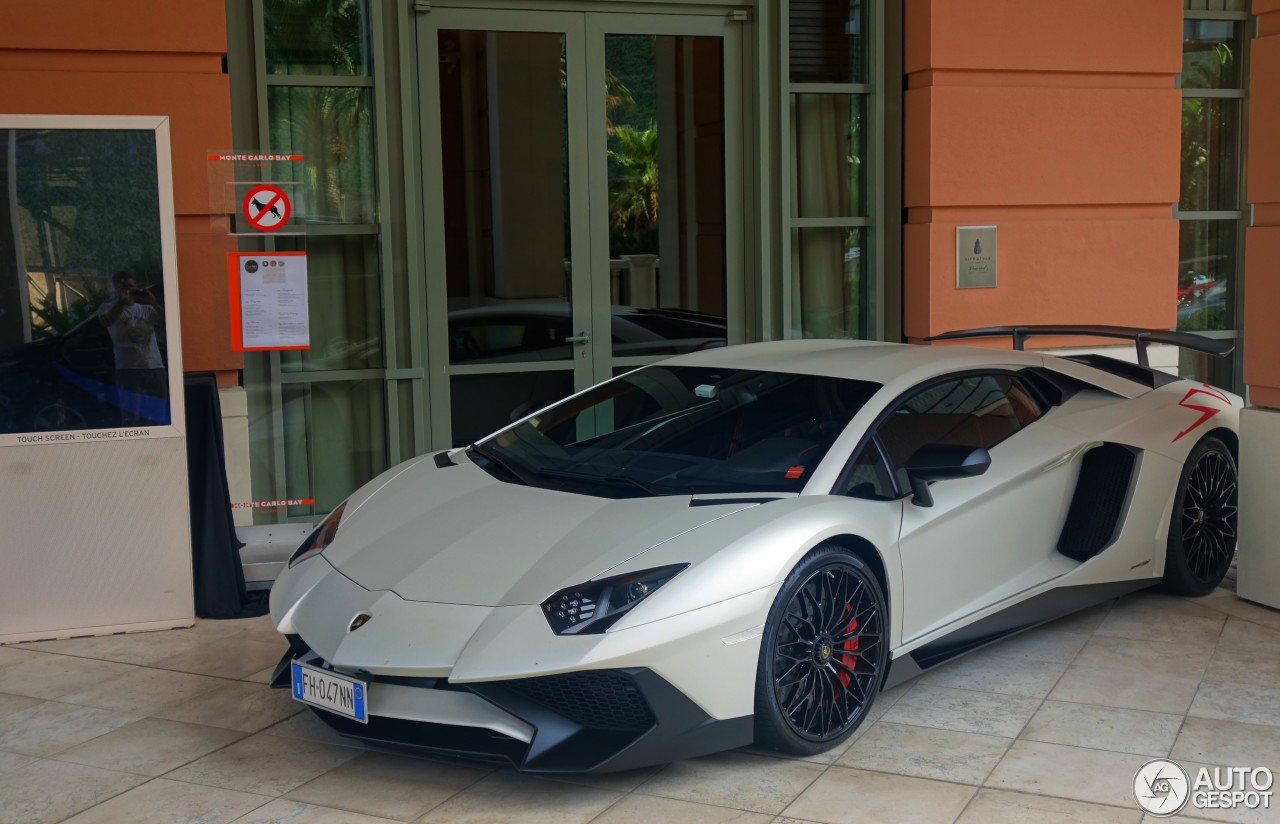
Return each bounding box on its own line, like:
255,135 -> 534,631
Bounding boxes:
468,442 -> 536,487
536,468 -> 680,498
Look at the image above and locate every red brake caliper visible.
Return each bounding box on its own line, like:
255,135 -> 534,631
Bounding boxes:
836,603 -> 858,689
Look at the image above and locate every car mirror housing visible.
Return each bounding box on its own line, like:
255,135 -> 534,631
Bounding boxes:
904,445 -> 991,507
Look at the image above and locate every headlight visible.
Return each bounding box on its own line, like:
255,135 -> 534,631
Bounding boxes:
288,502 -> 347,568
541,564 -> 688,635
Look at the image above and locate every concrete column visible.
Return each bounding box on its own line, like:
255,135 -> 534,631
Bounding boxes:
1237,1 -> 1280,609
220,386 -> 253,528
903,0 -> 1183,346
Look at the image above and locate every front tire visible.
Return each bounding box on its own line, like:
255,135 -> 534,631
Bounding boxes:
1159,436 -> 1238,596
753,545 -> 888,755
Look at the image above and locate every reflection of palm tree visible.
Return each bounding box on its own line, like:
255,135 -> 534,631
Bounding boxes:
608,124 -> 658,232
264,0 -> 370,221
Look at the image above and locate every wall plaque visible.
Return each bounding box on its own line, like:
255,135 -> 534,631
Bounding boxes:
956,226 -> 997,288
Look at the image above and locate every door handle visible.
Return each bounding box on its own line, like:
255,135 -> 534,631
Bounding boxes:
564,332 -> 590,344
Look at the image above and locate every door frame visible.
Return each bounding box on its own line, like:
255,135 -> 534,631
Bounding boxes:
416,6 -> 748,446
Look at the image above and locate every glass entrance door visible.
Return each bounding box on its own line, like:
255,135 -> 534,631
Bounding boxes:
419,9 -> 742,446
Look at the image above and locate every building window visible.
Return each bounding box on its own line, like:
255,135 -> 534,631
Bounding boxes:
1176,1 -> 1249,390
244,0 -> 389,523
785,0 -> 897,342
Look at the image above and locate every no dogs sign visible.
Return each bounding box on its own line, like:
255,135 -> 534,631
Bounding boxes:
243,184 -> 291,232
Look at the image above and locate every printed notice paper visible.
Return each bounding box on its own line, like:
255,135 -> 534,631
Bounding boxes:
228,252 -> 310,350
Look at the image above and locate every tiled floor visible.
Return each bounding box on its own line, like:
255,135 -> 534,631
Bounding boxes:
2,586 -> 1278,824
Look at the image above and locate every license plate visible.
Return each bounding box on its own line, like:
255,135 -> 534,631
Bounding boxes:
290,661 -> 368,723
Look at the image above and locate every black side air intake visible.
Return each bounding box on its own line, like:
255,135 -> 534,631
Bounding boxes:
1057,443 -> 1139,562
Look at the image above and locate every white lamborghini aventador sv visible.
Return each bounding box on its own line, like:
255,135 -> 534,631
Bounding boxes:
269,325 -> 1241,773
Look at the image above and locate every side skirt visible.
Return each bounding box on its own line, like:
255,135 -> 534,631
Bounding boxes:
882,579 -> 1150,689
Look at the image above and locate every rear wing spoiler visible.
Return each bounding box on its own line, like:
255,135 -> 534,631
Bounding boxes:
924,325 -> 1234,368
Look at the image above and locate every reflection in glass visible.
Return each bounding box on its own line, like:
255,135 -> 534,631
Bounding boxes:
264,0 -> 371,76
274,235 -> 382,372
789,0 -> 868,83
791,227 -> 868,340
439,30 -> 574,364
0,129 -> 170,434
1180,98 -> 1239,212
246,376 -> 387,522
268,86 -> 376,223
1182,20 -> 1241,90
1179,347 -> 1236,392
793,94 -> 866,218
450,371 -> 575,448
605,34 -> 727,356
1177,220 -> 1236,332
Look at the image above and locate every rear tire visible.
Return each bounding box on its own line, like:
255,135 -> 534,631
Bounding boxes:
753,544 -> 888,756
1158,436 -> 1237,597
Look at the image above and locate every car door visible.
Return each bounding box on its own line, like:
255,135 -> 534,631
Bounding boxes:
845,372 -> 1089,643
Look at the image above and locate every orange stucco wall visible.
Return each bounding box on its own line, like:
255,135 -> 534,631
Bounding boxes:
0,1 -> 241,385
1246,1 -> 1280,409
903,0 -> 1184,346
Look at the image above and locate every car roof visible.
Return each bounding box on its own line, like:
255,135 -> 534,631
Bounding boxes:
661,339 -> 1047,386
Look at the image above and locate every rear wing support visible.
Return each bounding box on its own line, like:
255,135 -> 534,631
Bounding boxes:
923,325 -> 1234,368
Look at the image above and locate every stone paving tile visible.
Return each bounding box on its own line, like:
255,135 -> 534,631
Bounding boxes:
1048,663 -> 1203,715
880,684 -> 1042,738
595,795 -> 774,824
0,750 -> 38,776
1188,680 -> 1280,728
152,637 -> 289,680
153,680 -> 303,733
8,593 -> 1280,823
1095,605 -> 1225,649
1039,602 -> 1112,635
232,798 -> 406,823
418,770 -> 621,824
285,751 -> 490,821
0,700 -> 141,757
0,759 -> 146,824
956,788 -> 1141,824
167,731 -> 361,797
53,716 -> 245,776
636,750 -> 825,815
1072,635 -> 1214,679
0,690 -> 43,721
19,630 -> 208,666
781,766 -> 975,824
1171,717 -> 1280,770
986,740 -> 1150,809
980,627 -> 1090,664
0,652 -> 136,699
918,649 -> 1068,698
1020,701 -> 1184,757
838,721 -> 1011,784
60,778 -> 271,824
0,645 -> 42,669
58,666 -> 226,715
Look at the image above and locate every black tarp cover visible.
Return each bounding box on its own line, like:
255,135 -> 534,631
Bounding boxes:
184,374 -> 267,618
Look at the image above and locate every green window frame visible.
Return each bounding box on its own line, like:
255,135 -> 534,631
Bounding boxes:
1175,0 -> 1251,392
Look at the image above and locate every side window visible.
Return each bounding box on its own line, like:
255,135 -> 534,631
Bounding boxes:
849,374 -> 1042,497
841,437 -> 898,501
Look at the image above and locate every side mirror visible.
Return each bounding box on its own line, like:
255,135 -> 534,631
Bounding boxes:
904,444 -> 991,507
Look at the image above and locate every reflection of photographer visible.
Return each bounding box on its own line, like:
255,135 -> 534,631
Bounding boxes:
98,271 -> 167,424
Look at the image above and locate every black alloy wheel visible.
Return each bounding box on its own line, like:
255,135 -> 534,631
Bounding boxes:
1160,436 -> 1238,596
754,546 -> 888,754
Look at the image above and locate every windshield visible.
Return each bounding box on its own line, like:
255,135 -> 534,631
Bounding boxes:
470,365 -> 881,497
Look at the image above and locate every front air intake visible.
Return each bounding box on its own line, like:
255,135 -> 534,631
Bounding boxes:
501,671 -> 656,731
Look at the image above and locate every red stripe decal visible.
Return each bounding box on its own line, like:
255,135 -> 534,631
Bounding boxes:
1172,384 -> 1230,443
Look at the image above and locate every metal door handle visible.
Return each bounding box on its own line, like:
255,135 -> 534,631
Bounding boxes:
564,332 -> 590,343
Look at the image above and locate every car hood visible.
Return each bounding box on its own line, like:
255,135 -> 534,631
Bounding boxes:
321,457 -> 757,607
